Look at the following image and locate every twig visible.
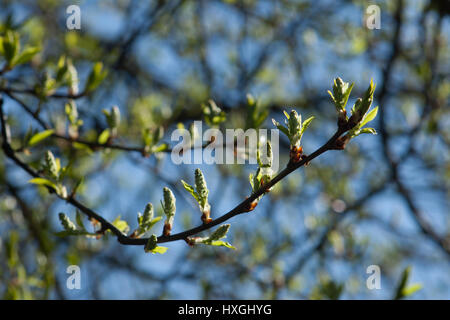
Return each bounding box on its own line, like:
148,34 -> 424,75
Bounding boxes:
1,92 -> 352,247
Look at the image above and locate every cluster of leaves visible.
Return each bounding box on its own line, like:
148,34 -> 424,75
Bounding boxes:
202,100 -> 226,127
249,141 -> 274,202
46,78 -> 378,257
55,56 -> 79,96
181,168 -> 211,223
98,106 -> 121,144
29,151 -> 68,198
24,74 -> 379,260
0,30 -> 40,70
272,110 -> 314,149
186,224 -> 235,249
142,126 -> 168,155
272,110 -> 314,163
57,212 -> 97,237
328,77 -> 378,143
54,168 -> 235,254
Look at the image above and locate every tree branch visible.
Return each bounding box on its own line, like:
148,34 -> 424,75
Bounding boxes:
1,92 -> 352,248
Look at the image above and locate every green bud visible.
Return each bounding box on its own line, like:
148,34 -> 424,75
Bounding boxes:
59,213 -> 76,232
208,224 -> 230,241
110,106 -> 121,128
351,80 -> 376,124
44,150 -> 59,180
142,203 -> 154,225
247,93 -> 255,106
66,58 -> 79,95
288,110 -> 302,147
65,100 -> 78,125
162,187 -> 176,219
358,80 -> 376,116
194,168 -> 208,208
145,234 -> 158,252
329,77 -> 354,113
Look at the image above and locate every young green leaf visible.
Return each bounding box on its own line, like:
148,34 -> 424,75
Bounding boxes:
12,46 -> 40,66
394,266 -> 422,299
84,62 -> 107,92
206,224 -> 230,242
144,234 -> 168,254
112,216 -> 129,234
181,180 -> 199,202
28,129 -> 54,147
28,177 -> 57,191
98,129 -> 110,144
359,106 -> 378,128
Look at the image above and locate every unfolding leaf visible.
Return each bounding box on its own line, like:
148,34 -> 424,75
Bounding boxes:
28,178 -> 57,190
360,106 -> 378,127
112,216 -> 129,234
28,129 -> 54,147
98,129 -> 110,144
13,46 -> 40,66
207,240 -> 236,249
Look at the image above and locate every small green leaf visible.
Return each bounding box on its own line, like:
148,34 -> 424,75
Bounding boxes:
12,46 -> 40,66
28,178 -> 57,190
150,246 -> 168,254
144,234 -> 168,254
112,216 -> 129,234
207,240 -> 236,249
85,62 -> 107,92
148,216 -> 162,228
402,283 -> 423,297
151,143 -> 168,153
360,106 -> 378,128
272,119 -> 289,137
394,266 -> 421,300
359,128 -> 377,135
300,116 -> 314,135
75,211 -> 86,230
1,31 -> 19,63
206,224 -> 230,242
28,129 -> 54,147
249,173 -> 255,190
181,180 -> 199,201
98,129 -> 110,144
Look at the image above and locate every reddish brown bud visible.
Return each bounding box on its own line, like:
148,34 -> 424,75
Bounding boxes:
163,222 -> 172,236
289,145 -> 303,163
332,135 -> 350,150
201,212 -> 212,224
244,198 -> 259,212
